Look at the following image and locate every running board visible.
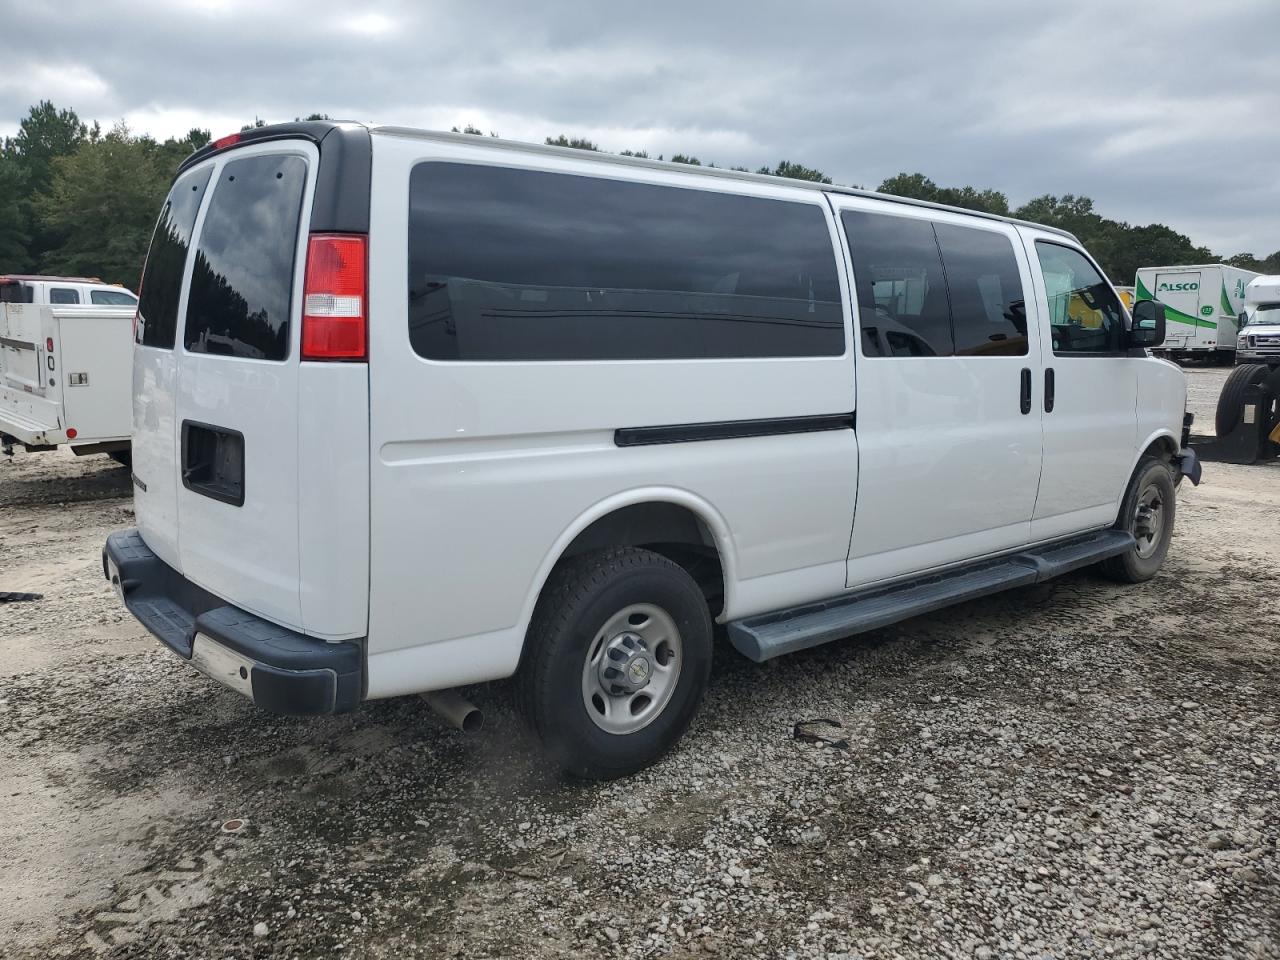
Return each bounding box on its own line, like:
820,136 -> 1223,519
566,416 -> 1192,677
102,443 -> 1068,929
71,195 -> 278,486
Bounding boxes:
726,529 -> 1135,662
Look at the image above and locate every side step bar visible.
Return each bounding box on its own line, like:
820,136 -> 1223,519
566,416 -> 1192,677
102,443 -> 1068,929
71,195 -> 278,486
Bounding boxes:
726,529 -> 1135,662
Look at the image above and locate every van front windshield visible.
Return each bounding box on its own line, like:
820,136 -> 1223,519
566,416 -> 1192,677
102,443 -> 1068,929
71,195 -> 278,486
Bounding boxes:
1246,304 -> 1280,325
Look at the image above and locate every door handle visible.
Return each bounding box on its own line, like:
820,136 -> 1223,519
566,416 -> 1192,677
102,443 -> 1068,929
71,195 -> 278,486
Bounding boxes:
1045,367 -> 1055,413
1020,367 -> 1032,415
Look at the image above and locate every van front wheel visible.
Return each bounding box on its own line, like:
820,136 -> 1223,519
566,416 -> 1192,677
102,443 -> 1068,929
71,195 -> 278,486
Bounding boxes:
517,547 -> 712,780
1100,456 -> 1176,584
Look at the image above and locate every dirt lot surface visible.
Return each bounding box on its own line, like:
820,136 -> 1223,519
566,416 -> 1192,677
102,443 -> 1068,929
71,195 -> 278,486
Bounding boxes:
2,367 -> 1277,959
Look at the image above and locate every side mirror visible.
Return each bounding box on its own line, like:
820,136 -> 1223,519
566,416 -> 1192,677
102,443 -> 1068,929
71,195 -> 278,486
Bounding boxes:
1239,311 -> 1249,327
1128,299 -> 1165,349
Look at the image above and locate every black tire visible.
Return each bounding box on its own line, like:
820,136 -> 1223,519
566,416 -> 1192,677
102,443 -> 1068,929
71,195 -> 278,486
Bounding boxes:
1100,456 -> 1176,584
108,449 -> 131,468
516,547 -> 713,780
1216,363 -> 1269,437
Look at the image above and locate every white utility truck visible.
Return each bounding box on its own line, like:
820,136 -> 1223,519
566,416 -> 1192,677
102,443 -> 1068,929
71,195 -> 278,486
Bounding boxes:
0,301 -> 135,464
1,274 -> 139,307
1135,263 -> 1260,363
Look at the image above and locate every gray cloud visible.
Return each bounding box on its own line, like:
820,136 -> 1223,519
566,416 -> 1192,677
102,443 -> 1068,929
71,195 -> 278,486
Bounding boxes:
2,0 -> 1276,255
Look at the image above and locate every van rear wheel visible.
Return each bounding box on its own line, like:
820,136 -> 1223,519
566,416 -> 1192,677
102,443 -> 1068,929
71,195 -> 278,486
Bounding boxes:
517,547 -> 712,780
1100,456 -> 1176,584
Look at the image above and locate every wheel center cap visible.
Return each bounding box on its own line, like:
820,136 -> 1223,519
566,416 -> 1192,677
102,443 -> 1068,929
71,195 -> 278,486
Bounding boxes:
599,632 -> 654,694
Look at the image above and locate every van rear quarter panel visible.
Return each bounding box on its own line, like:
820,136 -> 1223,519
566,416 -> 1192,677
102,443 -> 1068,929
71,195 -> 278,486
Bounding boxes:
364,133 -> 859,695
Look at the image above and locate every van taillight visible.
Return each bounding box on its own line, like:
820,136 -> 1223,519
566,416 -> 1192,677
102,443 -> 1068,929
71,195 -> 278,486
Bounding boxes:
301,233 -> 367,361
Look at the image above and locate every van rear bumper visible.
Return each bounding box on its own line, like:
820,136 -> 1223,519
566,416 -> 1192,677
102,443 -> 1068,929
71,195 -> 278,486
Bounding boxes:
103,529 -> 362,715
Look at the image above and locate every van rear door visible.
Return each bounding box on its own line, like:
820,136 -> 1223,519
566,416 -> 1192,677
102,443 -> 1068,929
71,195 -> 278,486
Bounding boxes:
171,143 -> 315,630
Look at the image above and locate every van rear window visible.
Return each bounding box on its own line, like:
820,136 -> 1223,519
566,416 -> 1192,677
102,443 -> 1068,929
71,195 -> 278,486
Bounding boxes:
138,168 -> 211,348
407,163 -> 844,361
0,282 -> 33,304
184,154 -> 307,361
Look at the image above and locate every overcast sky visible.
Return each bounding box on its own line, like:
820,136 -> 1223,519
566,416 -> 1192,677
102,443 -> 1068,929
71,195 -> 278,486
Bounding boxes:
3,0 -> 1277,255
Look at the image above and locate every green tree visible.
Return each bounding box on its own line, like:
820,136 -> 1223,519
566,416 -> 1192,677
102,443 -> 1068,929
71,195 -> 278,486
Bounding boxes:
620,149 -> 650,159
0,143 -> 33,270
12,100 -> 87,194
545,134 -> 599,151
33,123 -> 205,285
759,160 -> 831,183
670,153 -> 701,165
1225,250 -> 1280,273
877,172 -> 1008,215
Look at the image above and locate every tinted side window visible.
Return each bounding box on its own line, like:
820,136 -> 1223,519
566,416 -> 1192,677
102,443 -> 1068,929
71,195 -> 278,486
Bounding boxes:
407,163 -> 844,361
91,289 -> 138,305
841,210 -> 952,357
138,167 -> 211,348
185,154 -> 306,361
1034,242 -> 1125,355
50,287 -> 80,304
935,224 -> 1028,357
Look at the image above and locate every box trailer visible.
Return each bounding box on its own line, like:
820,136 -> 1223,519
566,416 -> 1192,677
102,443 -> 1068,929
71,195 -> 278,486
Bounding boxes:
1135,264 -> 1261,363
0,302 -> 134,462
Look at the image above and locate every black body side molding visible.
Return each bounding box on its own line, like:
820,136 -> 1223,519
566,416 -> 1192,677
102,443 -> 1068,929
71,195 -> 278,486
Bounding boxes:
615,412 -> 854,447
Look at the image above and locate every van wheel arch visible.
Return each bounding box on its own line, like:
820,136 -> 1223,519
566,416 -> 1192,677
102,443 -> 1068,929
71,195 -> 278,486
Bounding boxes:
1140,436 -> 1176,464
555,502 -> 727,618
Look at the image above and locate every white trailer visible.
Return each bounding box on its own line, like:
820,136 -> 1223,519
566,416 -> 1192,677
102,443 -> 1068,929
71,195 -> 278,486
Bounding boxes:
0,302 -> 134,462
1135,263 -> 1261,362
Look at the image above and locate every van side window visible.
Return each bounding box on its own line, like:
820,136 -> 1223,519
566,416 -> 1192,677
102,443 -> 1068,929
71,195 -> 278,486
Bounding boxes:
50,288 -> 80,304
406,163 -> 844,361
185,155 -> 306,361
1034,242 -> 1125,355
138,168 -> 211,349
934,224 -> 1028,357
840,210 -> 952,357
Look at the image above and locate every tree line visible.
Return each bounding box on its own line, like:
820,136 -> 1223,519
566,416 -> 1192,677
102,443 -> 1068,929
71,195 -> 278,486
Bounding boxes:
1,101 -> 1275,290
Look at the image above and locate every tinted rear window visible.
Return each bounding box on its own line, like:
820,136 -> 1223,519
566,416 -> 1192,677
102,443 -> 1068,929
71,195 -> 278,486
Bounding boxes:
138,168 -> 211,348
184,154 -> 307,361
50,287 -> 80,304
1,282 -> 33,304
91,289 -> 138,306
407,163 -> 844,361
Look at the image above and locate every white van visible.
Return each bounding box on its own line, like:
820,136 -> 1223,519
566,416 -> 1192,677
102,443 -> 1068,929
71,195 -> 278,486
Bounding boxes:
104,122 -> 1199,779
1,274 -> 139,307
1134,263 -> 1260,363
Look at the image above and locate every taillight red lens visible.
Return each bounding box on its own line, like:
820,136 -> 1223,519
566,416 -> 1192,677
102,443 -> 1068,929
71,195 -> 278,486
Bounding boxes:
46,337 -> 54,351
301,234 -> 367,361
212,132 -> 241,150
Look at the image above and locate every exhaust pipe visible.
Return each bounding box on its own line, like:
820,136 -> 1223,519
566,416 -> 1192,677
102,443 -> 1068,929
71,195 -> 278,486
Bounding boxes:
423,689 -> 483,733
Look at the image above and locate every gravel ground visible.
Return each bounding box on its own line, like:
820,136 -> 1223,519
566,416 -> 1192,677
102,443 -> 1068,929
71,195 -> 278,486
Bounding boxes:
1,366 -> 1277,960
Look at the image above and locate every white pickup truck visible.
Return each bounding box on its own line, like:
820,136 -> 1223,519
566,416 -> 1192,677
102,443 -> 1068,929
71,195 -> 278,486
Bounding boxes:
0,301 -> 135,464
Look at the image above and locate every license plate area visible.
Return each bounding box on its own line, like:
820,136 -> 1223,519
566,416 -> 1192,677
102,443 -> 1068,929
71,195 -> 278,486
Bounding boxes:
190,634 -> 255,699
181,420 -> 245,507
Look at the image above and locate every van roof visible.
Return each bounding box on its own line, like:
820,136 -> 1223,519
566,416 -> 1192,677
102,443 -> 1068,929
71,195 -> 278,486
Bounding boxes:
179,120 -> 1079,242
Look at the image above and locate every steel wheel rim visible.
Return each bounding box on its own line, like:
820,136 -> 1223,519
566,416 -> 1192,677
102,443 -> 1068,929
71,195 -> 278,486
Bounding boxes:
581,603 -> 683,735
1132,481 -> 1166,559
